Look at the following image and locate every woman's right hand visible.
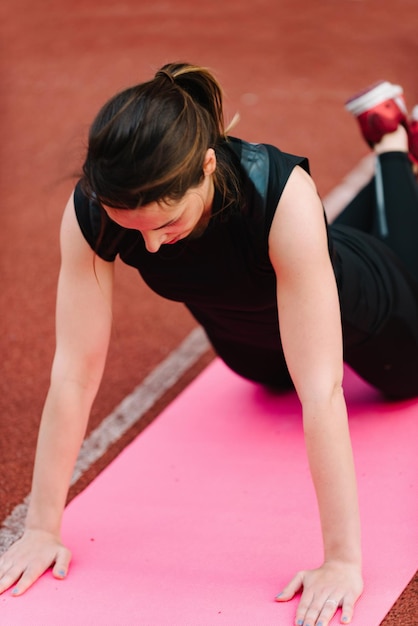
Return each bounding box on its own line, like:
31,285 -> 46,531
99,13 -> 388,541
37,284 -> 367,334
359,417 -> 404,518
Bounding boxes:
0,529 -> 71,596
0,529 -> 72,596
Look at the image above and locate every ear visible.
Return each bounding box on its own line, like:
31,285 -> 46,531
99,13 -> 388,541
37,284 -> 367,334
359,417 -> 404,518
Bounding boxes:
202,148 -> 217,176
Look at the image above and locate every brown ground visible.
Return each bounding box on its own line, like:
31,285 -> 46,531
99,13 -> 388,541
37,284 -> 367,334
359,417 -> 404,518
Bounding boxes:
1,0 -> 417,622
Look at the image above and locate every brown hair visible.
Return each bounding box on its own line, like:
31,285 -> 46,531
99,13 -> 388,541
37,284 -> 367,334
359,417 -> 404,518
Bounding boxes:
81,62 -> 241,210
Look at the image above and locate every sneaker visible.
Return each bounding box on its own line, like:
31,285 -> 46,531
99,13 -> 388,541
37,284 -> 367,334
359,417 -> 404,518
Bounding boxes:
345,81 -> 408,145
408,105 -> 418,165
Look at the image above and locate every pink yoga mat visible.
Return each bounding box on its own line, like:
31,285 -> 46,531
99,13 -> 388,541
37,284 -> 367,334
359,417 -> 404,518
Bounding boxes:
2,360 -> 417,625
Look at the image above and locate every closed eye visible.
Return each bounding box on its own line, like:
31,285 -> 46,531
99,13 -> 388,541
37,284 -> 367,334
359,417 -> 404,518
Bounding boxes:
153,217 -> 180,231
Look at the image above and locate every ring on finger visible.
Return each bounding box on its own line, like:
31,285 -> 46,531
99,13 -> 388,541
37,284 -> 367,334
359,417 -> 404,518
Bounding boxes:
325,599 -> 338,607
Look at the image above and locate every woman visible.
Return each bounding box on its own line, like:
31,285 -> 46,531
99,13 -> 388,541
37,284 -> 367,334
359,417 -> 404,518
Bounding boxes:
0,63 -> 417,626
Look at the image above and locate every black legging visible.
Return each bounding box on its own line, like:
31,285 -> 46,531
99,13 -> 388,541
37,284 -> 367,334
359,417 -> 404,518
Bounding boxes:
334,152 -> 418,277
331,152 -> 418,399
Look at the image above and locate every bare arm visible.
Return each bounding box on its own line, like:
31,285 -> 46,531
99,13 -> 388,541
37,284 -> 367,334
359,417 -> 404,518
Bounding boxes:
269,167 -> 363,625
0,192 -> 114,594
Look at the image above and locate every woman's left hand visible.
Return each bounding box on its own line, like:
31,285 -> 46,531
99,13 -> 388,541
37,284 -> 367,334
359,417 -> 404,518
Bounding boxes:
275,560 -> 364,625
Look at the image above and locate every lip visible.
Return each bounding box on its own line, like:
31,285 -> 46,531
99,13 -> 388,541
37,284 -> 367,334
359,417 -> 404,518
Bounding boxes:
166,236 -> 180,244
165,232 -> 188,245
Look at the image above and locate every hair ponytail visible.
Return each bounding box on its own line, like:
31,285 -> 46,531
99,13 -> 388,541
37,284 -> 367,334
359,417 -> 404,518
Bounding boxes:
154,63 -> 226,138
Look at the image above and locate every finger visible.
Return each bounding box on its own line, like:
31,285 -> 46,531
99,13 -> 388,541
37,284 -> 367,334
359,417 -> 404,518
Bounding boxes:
315,598 -> 340,626
0,568 -> 21,595
13,545 -> 72,595
295,594 -> 329,626
340,596 -> 355,623
11,566 -> 45,596
0,556 -> 27,594
10,553 -> 58,596
52,546 -> 72,580
275,570 -> 305,601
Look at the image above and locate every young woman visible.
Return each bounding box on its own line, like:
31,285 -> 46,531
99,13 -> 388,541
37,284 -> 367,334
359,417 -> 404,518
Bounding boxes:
0,63 -> 417,626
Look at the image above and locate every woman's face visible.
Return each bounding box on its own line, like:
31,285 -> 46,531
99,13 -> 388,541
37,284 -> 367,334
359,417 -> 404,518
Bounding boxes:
102,149 -> 216,254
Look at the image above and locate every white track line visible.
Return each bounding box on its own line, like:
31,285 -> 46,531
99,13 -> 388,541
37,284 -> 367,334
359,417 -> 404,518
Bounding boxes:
0,157 -> 374,551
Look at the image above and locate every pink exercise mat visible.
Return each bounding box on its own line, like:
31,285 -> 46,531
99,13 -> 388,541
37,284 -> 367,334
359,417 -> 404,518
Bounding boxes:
2,360 -> 417,625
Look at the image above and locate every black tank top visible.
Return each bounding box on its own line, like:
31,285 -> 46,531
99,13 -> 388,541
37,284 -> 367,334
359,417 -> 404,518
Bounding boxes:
73,137 -> 418,393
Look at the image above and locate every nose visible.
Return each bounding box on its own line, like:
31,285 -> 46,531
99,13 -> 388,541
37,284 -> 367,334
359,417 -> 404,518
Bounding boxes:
142,231 -> 164,253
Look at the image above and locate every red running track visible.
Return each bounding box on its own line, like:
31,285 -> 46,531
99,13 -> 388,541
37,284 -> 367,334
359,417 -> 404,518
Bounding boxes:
1,0 -> 417,622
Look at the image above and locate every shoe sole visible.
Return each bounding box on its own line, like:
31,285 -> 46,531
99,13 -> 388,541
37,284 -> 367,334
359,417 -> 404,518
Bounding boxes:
345,81 -> 405,116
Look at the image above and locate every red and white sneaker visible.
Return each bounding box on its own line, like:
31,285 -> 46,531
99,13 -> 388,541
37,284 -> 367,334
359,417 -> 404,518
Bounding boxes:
408,105 -> 418,165
345,80 -> 408,145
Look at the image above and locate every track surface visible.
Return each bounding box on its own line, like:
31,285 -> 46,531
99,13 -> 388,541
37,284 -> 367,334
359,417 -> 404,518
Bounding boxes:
1,0 -> 417,622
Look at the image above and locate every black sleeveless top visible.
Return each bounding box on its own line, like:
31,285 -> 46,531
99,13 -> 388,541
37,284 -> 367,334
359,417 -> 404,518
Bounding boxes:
74,138 -> 311,384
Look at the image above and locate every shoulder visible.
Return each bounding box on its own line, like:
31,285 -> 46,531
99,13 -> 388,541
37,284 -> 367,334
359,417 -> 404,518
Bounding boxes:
73,180 -> 127,262
224,138 -> 311,235
226,137 -> 310,182
225,137 -> 310,206
269,166 -> 330,275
